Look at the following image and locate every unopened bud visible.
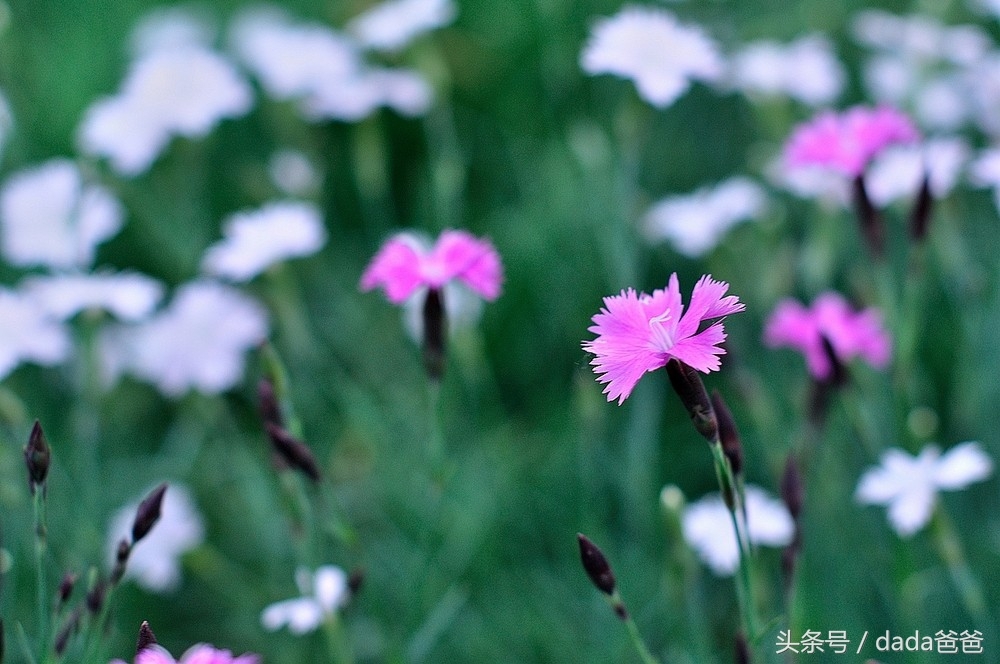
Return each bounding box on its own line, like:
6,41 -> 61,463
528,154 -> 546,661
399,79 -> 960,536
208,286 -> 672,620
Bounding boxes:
258,378 -> 283,428
576,533 -> 616,596
853,174 -> 884,257
58,572 -> 77,607
735,631 -> 751,664
136,620 -> 158,654
111,539 -> 131,585
666,360 -> 718,442
1,617 -> 5,664
54,608 -> 81,656
781,456 -> 804,521
24,420 -> 51,494
132,484 -> 167,543
86,577 -> 106,615
711,390 -> 743,476
265,423 -> 321,482
908,173 -> 933,242
348,568 -> 365,597
422,288 -> 446,381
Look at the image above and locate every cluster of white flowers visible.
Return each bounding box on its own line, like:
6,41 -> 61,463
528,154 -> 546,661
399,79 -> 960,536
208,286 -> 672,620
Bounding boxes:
643,177 -> 767,257
728,35 -> 845,107
580,6 -> 723,108
230,2 -> 449,122
261,565 -> 351,634
865,137 -> 970,206
78,38 -> 252,176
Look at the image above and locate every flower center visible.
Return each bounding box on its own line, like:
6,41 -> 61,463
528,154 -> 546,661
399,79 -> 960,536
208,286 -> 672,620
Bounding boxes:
648,309 -> 676,352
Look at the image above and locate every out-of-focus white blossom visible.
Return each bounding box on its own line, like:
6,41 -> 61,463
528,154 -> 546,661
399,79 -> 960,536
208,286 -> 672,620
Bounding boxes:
130,5 -> 215,57
968,147 -> 1000,211
201,201 -> 326,282
857,442 -> 992,537
107,484 -> 205,592
682,485 -> 794,576
302,67 -> 433,120
580,6 -> 723,108
348,0 -> 456,52
0,159 -> 123,269
101,281 -> 267,396
262,566 -> 350,634
268,149 -> 320,197
729,35 -> 844,106
79,46 -> 252,176
643,177 -> 766,257
767,158 -> 851,206
865,137 -> 969,206
21,273 -> 165,322
0,289 -> 71,380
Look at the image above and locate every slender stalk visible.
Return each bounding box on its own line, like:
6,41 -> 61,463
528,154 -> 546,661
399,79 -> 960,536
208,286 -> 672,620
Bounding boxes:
622,611 -> 661,664
426,380 -> 445,479
32,490 -> 48,662
931,505 -> 995,633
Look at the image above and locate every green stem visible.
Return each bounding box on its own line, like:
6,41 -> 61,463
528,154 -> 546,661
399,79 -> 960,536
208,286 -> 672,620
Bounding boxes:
621,610 -> 661,664
322,617 -> 354,664
931,505 -> 994,633
32,490 -> 47,662
426,380 -> 445,478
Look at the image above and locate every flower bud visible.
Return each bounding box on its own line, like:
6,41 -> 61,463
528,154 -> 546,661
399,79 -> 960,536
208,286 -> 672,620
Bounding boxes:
132,483 -> 167,543
576,533 -> 616,596
136,620 -> 158,654
24,420 -> 50,494
666,360 -> 718,442
265,422 -> 321,482
852,174 -> 884,257
422,288 -> 446,381
58,572 -> 77,607
711,390 -> 743,476
908,173 -> 933,242
258,378 -> 283,428
735,631 -> 751,664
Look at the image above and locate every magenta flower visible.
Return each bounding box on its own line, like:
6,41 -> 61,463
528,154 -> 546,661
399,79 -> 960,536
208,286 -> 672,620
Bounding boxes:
583,273 -> 745,404
112,644 -> 259,664
764,292 -> 891,380
783,105 -> 919,177
360,229 -> 502,304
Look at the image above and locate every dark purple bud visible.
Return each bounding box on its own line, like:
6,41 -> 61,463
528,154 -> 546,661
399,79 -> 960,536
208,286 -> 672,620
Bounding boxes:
781,456 -> 804,521
348,568 -> 365,597
853,174 -> 884,257
265,423 -> 321,482
110,539 -> 131,585
666,360 -> 718,443
908,173 -> 933,242
422,288 -> 446,381
54,608 -> 81,656
24,420 -> 51,494
258,378 -> 283,428
0,617 -> 5,664
577,533 -> 616,596
132,484 -> 167,543
85,578 -> 106,615
58,572 -> 77,607
136,620 -> 158,655
711,390 -> 743,476
735,631 -> 751,664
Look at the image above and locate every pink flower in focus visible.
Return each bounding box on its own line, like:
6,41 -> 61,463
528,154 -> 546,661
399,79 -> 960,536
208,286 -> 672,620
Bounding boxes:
360,230 -> 502,303
583,273 -> 745,404
764,292 -> 891,380
783,105 -> 919,177
112,644 -> 259,664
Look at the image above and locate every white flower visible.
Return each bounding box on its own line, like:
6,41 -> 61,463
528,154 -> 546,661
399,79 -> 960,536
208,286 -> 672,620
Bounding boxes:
580,6 -> 722,108
230,9 -> 361,101
681,485 -> 794,576
79,47 -> 252,176
0,159 -> 123,269
767,158 -> 851,207
129,5 -> 215,58
107,484 -> 205,592
268,149 -> 320,197
262,565 -> 350,634
856,442 -> 993,537
729,35 -> 845,106
201,201 -> 326,282
913,75 -> 970,130
643,177 -> 766,257
21,273 -> 164,322
865,137 -> 969,206
101,281 -> 267,396
303,67 -> 433,120
0,289 -> 71,380
348,0 -> 456,52
969,147 -> 1000,212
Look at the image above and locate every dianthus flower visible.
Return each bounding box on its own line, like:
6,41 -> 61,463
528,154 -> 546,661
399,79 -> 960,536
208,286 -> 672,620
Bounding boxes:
856,442 -> 992,536
783,105 -> 919,177
360,230 -> 502,304
261,565 -> 350,634
583,274 -> 744,404
112,644 -> 259,664
764,291 -> 890,380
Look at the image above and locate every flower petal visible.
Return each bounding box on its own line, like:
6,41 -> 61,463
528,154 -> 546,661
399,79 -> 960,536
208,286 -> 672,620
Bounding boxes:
359,235 -> 423,303
261,597 -> 324,634
933,441 -> 993,490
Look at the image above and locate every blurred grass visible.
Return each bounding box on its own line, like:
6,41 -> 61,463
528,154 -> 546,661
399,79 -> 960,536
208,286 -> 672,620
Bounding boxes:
0,0 -> 999,662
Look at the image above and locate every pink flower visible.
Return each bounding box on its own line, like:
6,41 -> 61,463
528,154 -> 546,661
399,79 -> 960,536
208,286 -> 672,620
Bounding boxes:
360,230 -> 502,303
783,105 -> 919,177
764,292 -> 891,379
113,644 -> 259,664
583,273 -> 745,404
